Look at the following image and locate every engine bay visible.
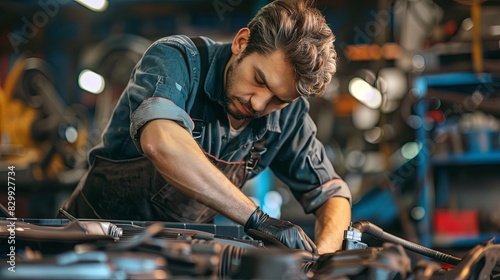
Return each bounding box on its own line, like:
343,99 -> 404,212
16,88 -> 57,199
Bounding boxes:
1,214 -> 499,280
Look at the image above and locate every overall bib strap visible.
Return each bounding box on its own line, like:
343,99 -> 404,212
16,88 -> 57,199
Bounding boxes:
189,37 -> 209,118
189,36 -> 210,143
245,137 -> 268,179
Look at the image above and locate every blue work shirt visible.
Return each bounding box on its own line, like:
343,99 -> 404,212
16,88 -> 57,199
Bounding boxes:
89,35 -> 351,214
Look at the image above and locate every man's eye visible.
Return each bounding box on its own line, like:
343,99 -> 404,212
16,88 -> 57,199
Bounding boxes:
255,76 -> 265,85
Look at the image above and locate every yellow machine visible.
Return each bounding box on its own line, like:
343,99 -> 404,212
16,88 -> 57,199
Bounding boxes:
0,56 -> 88,181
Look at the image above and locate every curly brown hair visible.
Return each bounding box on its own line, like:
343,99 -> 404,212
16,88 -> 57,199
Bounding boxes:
243,0 -> 337,97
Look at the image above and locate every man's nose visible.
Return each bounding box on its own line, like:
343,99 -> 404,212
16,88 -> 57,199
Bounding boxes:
250,89 -> 273,113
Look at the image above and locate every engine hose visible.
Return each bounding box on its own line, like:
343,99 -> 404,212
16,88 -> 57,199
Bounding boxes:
219,244 -> 247,279
187,238 -> 248,279
352,220 -> 462,266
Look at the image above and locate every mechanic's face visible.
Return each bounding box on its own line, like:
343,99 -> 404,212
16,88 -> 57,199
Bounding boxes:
223,28 -> 299,121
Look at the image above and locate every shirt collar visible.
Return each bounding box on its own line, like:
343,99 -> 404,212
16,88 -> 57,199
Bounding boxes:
203,43 -> 281,134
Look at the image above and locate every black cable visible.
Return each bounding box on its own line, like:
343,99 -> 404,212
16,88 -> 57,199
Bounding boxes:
353,220 -> 462,265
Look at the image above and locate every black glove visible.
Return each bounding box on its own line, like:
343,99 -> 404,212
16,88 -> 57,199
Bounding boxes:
244,207 -> 318,253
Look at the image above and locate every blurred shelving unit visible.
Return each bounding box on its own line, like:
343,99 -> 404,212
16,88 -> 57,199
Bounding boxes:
413,72 -> 500,248
432,151 -> 500,165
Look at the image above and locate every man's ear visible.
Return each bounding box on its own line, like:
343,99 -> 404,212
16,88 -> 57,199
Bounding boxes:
231,28 -> 250,56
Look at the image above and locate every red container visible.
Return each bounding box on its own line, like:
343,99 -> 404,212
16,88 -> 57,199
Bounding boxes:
434,209 -> 479,236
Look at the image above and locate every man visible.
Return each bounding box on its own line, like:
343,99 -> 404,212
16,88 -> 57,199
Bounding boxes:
62,0 -> 351,254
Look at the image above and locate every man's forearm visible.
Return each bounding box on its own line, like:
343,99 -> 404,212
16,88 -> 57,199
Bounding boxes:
140,119 -> 257,224
314,196 -> 351,253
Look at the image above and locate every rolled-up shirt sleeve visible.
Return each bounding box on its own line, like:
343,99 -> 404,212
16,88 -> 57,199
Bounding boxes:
125,37 -> 196,152
269,100 -> 352,214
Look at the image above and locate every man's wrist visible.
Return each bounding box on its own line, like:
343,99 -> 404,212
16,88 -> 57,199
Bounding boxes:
244,207 -> 263,229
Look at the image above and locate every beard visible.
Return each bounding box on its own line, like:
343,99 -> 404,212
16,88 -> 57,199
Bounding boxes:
222,59 -> 258,121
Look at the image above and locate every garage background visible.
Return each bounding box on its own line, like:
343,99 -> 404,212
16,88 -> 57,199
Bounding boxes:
1,0 -> 500,254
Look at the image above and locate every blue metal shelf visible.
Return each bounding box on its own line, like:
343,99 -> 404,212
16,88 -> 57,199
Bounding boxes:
432,152 -> 500,165
413,72 -> 494,98
413,72 -> 499,248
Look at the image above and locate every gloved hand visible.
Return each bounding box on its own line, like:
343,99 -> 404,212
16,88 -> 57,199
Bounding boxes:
244,207 -> 318,253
